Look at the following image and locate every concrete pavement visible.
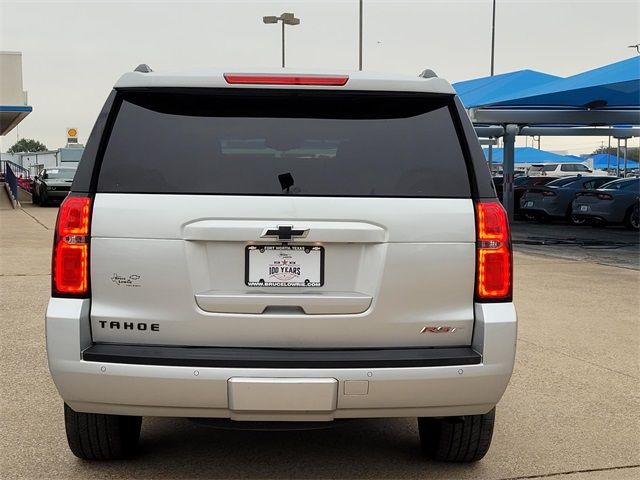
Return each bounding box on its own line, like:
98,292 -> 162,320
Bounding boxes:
1,204 -> 638,479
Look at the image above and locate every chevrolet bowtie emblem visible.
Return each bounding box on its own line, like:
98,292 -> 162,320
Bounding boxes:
260,225 -> 309,241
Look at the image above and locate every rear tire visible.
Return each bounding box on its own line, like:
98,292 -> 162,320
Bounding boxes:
418,408 -> 495,462
566,206 -> 587,226
38,189 -> 48,207
624,201 -> 640,231
537,213 -> 552,224
64,403 -> 142,460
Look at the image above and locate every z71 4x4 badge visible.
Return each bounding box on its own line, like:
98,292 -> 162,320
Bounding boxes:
111,274 -> 141,287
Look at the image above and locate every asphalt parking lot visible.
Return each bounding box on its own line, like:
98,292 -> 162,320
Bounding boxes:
1,200 -> 638,480
512,220 -> 639,270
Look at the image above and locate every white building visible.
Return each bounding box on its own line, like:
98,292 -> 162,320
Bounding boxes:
2,146 -> 84,177
0,52 -> 31,136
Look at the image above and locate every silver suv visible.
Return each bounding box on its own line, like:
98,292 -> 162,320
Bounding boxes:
46,67 -> 516,462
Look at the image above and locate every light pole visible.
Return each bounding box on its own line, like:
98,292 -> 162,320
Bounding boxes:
490,0 -> 496,75
359,0 -> 363,70
487,0 -> 497,174
263,13 -> 300,68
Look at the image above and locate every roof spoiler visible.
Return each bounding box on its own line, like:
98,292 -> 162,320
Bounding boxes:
134,64 -> 153,73
418,69 -> 438,79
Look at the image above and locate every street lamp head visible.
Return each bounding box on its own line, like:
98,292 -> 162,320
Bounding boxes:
263,12 -> 300,69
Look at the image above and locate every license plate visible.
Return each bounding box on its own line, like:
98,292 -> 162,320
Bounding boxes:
580,205 -> 588,212
525,201 -> 534,207
246,245 -> 324,287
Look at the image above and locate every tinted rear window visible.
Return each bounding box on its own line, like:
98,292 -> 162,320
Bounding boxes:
46,168 -> 76,179
546,177 -> 578,187
97,90 -> 471,197
513,177 -> 529,186
600,178 -> 639,190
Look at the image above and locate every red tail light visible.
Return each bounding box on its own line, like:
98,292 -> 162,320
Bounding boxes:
52,195 -> 91,297
541,190 -> 557,197
597,193 -> 613,200
475,201 -> 512,301
224,73 -> 349,86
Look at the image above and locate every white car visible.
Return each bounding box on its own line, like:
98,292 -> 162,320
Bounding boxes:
46,66 -> 516,462
528,163 -> 607,177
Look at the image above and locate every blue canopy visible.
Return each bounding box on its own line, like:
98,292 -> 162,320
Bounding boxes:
482,147 -> 584,164
458,57 -> 640,109
454,70 -> 560,108
585,153 -> 639,170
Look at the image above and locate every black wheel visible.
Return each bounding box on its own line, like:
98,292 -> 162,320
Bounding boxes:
64,403 -> 142,460
537,213 -> 552,224
38,189 -> 48,207
624,201 -> 639,231
566,206 -> 587,226
418,408 -> 495,462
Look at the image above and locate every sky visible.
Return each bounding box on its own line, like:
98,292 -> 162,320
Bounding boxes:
1,0 -> 638,154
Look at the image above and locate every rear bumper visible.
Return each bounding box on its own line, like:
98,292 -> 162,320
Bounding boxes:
45,189 -> 70,198
520,200 -> 565,218
46,299 -> 517,420
572,205 -> 624,224
82,344 -> 481,369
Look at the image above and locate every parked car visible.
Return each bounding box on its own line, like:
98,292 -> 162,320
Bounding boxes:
528,163 -> 607,177
493,176 -> 560,215
32,166 -> 77,206
520,175 -> 613,224
46,67 -> 516,462
572,177 -> 640,230
513,176 -> 562,216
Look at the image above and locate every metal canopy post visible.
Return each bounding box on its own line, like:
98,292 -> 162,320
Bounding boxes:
623,138 -> 628,177
607,133 -> 612,173
502,124 -> 519,222
616,138 -> 621,177
488,145 -> 493,174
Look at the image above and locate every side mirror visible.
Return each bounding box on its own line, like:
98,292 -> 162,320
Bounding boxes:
42,173 -> 48,180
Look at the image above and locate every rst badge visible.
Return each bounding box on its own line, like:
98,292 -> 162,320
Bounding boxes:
420,326 -> 458,334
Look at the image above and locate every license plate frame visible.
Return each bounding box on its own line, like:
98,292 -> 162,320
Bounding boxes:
525,201 -> 534,207
245,245 -> 324,287
580,205 -> 589,212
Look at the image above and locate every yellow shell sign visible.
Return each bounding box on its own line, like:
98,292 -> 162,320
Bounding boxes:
67,128 -> 77,138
